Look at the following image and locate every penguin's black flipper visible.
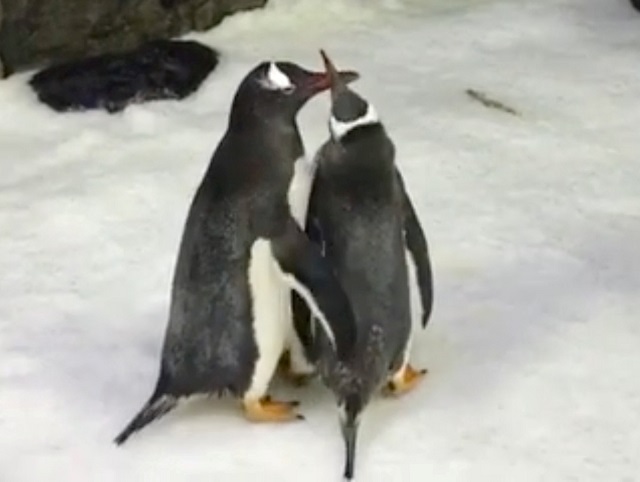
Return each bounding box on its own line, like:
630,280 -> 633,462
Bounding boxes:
272,218 -> 357,361
291,290 -> 314,355
290,185 -> 325,362
396,170 -> 433,328
304,194 -> 325,250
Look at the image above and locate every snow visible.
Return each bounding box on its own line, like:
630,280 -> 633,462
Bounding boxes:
2,0 -> 640,480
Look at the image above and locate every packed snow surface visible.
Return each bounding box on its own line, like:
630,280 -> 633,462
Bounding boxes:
1,0 -> 639,480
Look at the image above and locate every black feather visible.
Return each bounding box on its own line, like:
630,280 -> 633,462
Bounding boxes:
114,369 -> 178,445
114,394 -> 177,445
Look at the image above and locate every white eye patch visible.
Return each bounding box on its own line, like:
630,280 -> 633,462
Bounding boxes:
261,62 -> 294,91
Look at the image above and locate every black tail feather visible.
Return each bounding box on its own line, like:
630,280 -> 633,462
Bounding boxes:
114,393 -> 177,445
342,422 -> 358,480
340,396 -> 362,480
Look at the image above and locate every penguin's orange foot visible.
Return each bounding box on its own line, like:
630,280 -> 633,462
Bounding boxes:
385,364 -> 427,397
243,396 -> 304,422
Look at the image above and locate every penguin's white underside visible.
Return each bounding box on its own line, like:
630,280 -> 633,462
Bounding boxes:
285,155 -> 320,373
245,155 -> 318,395
288,156 -> 316,227
388,249 -> 421,377
405,247 -> 424,331
246,236 -> 337,396
245,239 -> 290,399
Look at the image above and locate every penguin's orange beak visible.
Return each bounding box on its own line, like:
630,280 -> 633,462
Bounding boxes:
319,49 -> 352,100
302,51 -> 358,95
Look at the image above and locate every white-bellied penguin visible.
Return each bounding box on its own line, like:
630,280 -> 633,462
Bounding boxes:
113,58 -> 360,445
294,51 -> 434,480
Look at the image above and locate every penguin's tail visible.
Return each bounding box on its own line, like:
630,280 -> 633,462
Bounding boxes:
113,373 -> 178,446
340,394 -> 364,481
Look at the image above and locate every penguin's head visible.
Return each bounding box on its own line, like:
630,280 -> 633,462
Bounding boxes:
231,60 -> 359,124
320,50 -> 381,141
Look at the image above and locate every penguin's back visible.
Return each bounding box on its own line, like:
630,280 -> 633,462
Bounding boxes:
312,135 -> 412,365
161,188 -> 257,396
324,194 -> 411,345
158,132 -> 294,397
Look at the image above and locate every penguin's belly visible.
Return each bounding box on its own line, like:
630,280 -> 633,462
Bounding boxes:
405,248 -> 420,333
288,156 -> 316,227
245,239 -> 290,397
387,248 -> 419,371
284,156 -> 318,374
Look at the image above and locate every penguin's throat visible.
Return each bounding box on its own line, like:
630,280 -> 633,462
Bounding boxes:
230,106 -> 297,134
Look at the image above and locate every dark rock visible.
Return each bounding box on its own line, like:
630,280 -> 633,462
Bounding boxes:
0,1 -> 4,78
0,0 -> 267,76
29,39 -> 219,113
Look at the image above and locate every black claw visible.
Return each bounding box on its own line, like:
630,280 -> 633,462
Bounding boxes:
296,414 -> 306,421
289,400 -> 301,407
420,368 -> 428,375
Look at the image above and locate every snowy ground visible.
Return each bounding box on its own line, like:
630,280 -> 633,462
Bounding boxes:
2,0 -> 640,480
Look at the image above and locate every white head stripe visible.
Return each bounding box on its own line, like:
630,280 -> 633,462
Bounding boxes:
329,103 -> 380,140
267,62 -> 293,90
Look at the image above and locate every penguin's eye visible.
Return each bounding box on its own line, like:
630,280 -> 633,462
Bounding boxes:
282,86 -> 295,95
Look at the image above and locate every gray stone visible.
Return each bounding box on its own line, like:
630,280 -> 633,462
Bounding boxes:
0,0 -> 4,78
0,0 -> 267,76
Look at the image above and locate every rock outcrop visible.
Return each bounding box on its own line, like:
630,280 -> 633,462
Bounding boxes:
0,0 -> 266,76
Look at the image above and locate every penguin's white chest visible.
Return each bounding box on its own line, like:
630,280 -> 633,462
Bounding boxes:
288,156 -> 316,227
245,239 -> 290,397
284,155 -> 318,373
245,156 -> 316,385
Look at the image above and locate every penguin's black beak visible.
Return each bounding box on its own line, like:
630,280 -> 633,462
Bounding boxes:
300,51 -> 358,97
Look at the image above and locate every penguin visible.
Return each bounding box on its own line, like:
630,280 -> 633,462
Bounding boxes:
294,51 -> 434,480
113,57 -> 360,445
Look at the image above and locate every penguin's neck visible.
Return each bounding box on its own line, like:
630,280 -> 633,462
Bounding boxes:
336,124 -> 393,169
338,123 -> 384,145
229,102 -> 296,134
226,113 -> 304,166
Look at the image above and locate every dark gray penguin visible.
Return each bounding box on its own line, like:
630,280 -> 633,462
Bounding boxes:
113,58 -> 360,445
294,51 -> 434,480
